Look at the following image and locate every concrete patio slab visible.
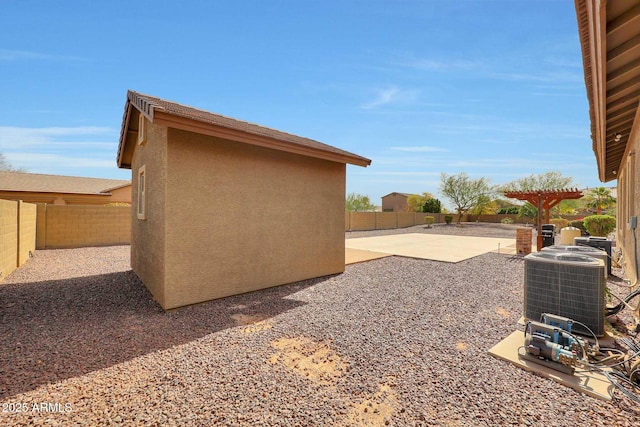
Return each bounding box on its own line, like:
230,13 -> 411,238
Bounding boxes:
345,248 -> 392,265
345,233 -> 517,263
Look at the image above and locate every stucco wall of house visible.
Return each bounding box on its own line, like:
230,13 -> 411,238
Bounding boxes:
106,185 -> 132,204
161,128 -> 346,309
381,193 -> 410,212
130,117 -> 168,307
617,145 -> 638,284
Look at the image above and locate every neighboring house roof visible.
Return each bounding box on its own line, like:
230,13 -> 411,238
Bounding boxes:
0,171 -> 131,195
575,0 -> 640,182
382,192 -> 415,198
117,90 -> 372,169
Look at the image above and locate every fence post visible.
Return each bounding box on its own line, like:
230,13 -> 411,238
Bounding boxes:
16,201 -> 21,267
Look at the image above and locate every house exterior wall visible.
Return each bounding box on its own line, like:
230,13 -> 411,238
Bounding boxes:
381,193 -> 410,212
617,146 -> 638,284
130,118 -> 168,307
160,128 -> 346,309
106,186 -> 132,204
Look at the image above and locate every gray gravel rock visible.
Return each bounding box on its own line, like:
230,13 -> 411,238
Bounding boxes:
1,227 -> 639,426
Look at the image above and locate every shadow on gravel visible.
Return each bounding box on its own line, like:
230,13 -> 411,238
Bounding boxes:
0,270 -> 324,399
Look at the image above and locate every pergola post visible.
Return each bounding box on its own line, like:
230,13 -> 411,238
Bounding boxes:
503,188 -> 583,252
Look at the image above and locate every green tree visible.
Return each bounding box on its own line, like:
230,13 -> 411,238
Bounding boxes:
0,153 -> 25,172
471,194 -> 497,215
584,187 -> 616,215
583,215 -> 616,237
406,192 -> 434,212
345,193 -> 375,212
553,199 -> 579,216
439,172 -> 493,223
422,197 -> 442,213
500,171 -> 574,192
518,202 -> 537,220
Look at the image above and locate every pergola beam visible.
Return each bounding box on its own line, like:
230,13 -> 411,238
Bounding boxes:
503,188 -> 583,250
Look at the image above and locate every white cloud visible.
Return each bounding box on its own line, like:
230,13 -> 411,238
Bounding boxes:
0,49 -> 82,61
0,126 -> 121,174
390,146 -> 448,153
7,153 -> 116,169
402,58 -> 481,71
360,86 -> 419,110
0,126 -> 116,150
490,70 -> 583,84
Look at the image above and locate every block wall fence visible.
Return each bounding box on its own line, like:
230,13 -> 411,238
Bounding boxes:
344,212 -> 554,231
36,204 -> 131,249
1,202 -> 131,281
0,199 -> 36,280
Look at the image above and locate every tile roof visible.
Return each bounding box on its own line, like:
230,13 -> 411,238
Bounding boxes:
118,90 -> 371,168
0,171 -> 131,195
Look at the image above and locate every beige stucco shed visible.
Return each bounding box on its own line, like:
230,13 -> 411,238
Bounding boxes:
117,90 -> 371,309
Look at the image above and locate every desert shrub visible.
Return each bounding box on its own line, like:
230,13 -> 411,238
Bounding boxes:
423,198 -> 442,213
549,218 -> 569,231
444,215 -> 453,224
501,217 -> 514,224
425,216 -> 434,227
569,219 -> 588,236
497,206 -> 520,214
583,215 -> 616,237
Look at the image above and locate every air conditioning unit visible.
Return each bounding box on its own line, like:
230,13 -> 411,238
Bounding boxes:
524,251 -> 606,336
541,245 -> 608,278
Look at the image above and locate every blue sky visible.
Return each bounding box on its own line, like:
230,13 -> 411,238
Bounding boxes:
0,0 -> 598,205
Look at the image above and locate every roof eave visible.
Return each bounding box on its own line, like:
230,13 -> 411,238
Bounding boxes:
576,0 -> 609,182
116,101 -> 133,169
152,109 -> 372,167
118,91 -> 372,168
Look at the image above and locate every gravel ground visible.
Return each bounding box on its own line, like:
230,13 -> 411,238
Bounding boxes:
1,226 -> 639,426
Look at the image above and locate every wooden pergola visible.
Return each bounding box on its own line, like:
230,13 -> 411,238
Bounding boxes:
504,188 -> 583,250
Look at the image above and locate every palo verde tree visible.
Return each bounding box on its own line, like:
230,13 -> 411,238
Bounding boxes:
500,171 -> 574,193
470,194 -> 497,215
345,192 -> 375,212
439,172 -> 493,223
501,171 -> 575,219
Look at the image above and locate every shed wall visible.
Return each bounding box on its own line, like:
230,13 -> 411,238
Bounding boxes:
162,128 -> 346,309
130,118 -> 168,307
